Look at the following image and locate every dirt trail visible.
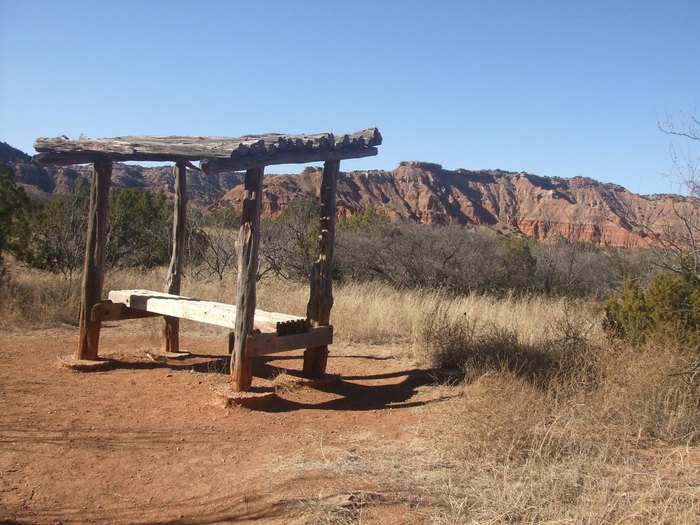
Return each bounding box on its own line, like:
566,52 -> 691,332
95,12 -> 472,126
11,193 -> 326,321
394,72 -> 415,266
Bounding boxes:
0,326 -> 443,524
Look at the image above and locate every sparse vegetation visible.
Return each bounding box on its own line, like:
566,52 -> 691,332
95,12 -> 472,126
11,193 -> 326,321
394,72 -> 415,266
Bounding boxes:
1,172 -> 697,522
335,217 -> 640,297
1,262 -> 698,522
15,186 -> 172,275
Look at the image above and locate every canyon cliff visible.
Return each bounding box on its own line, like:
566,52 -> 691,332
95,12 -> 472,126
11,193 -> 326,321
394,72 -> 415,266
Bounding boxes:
3,142 -> 694,248
218,161 -> 692,248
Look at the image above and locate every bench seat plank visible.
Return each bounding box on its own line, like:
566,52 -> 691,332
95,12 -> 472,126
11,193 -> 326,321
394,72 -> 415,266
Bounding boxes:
107,289 -> 303,332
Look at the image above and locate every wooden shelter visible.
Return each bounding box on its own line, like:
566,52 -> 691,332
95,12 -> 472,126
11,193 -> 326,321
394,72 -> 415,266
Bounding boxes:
33,128 -> 382,391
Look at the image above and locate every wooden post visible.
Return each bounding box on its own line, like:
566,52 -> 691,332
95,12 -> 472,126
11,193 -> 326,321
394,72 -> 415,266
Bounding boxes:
162,161 -> 188,354
76,156 -> 112,360
231,166 -> 264,391
304,159 -> 339,378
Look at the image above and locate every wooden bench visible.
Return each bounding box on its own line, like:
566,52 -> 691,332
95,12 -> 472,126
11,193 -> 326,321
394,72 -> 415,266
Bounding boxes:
34,129 -> 383,390
92,289 -> 333,358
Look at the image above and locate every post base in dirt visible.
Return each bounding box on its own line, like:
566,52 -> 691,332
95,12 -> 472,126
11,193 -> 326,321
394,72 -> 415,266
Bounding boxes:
303,345 -> 329,379
161,316 -> 180,354
76,156 -> 112,361
77,311 -> 101,361
230,331 -> 253,392
230,166 -> 264,392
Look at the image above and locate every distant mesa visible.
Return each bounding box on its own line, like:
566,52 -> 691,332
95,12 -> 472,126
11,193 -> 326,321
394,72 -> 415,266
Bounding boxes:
1,141 -> 694,249
0,141 -> 31,163
398,160 -> 443,171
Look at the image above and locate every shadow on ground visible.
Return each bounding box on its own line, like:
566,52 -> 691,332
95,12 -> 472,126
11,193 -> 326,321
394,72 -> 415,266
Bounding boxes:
87,351 -> 451,413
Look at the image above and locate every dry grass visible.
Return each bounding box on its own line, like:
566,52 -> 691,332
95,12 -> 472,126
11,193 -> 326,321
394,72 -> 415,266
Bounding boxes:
2,268 -> 698,522
426,363 -> 699,523
0,266 -> 308,333
0,268 -> 580,345
278,354 -> 698,523
0,268 -> 82,329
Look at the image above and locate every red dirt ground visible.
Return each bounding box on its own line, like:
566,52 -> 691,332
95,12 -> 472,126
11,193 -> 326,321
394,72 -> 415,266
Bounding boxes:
0,325 -> 445,524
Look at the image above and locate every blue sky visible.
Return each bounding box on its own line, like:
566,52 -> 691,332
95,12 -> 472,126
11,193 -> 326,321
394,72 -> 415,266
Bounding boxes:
1,0 -> 698,195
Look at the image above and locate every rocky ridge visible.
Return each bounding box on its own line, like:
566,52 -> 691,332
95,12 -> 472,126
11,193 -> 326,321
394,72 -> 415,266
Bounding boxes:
2,142 -> 693,248
218,161 -> 693,248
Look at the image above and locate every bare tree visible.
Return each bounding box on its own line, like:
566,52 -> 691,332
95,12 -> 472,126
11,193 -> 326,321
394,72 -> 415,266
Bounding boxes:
187,205 -> 240,281
260,193 -> 319,281
655,111 -> 700,286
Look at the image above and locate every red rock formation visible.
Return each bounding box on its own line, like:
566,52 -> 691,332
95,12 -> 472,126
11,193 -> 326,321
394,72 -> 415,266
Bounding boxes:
4,137 -> 693,250
216,161 -> 696,248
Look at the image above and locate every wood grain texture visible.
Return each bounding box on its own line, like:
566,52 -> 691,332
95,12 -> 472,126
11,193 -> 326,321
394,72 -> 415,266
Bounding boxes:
303,159 -> 339,378
76,157 -> 111,360
33,128 -> 382,167
231,166 -> 264,392
162,162 -> 188,354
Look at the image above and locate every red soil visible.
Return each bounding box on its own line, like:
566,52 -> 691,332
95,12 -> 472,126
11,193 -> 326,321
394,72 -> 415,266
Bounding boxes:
0,326 -> 440,524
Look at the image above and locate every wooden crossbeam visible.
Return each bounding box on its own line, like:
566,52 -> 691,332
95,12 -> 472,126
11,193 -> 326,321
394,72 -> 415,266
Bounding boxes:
245,326 -> 333,357
91,301 -> 160,322
33,128 -> 382,167
199,146 -> 378,175
107,289 -> 304,333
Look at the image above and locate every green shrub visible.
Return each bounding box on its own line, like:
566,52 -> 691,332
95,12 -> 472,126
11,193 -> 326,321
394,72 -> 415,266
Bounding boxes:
21,187 -> 171,275
0,162 -> 29,273
605,272 -> 699,346
106,188 -> 170,269
647,273 -> 700,345
22,191 -> 88,278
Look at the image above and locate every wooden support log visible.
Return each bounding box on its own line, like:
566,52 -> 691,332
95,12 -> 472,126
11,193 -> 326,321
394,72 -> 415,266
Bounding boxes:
91,301 -> 160,322
231,166 -> 264,392
76,156 -> 111,360
304,159 -> 339,378
246,326 -> 333,357
162,161 -> 188,354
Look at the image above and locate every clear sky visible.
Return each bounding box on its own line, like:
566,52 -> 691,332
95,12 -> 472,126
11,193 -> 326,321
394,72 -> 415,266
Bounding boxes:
1,0 -> 698,195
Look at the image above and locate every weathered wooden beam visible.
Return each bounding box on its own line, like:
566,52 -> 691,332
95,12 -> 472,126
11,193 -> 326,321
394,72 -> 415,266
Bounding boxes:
91,301 -> 160,322
107,290 -> 303,332
231,166 -> 264,392
304,159 -> 339,378
245,326 -> 333,357
200,146 -> 378,175
32,152 -> 101,167
162,161 -> 187,354
76,156 -> 111,360
32,128 -> 382,167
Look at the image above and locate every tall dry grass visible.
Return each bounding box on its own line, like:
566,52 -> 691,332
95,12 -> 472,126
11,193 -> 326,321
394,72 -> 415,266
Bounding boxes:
422,342 -> 699,523
0,268 -> 82,328
0,266 -> 308,332
1,267 -> 585,346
